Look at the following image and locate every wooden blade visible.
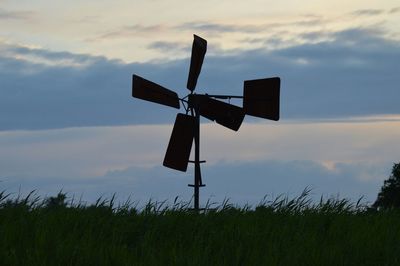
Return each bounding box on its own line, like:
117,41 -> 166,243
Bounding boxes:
243,77 -> 280,121
163,113 -> 195,172
132,74 -> 180,109
186,35 -> 207,91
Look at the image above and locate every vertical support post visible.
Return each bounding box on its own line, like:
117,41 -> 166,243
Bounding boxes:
188,95 -> 205,211
193,107 -> 201,210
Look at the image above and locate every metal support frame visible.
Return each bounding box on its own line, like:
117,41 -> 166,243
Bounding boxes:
186,93 -> 244,210
188,101 -> 205,211
185,93 -> 248,210
206,94 -> 244,100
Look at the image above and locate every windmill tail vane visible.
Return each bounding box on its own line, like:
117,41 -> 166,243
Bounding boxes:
131,34 -> 280,210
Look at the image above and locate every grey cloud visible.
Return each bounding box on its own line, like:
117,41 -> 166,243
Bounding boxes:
147,41 -> 189,53
91,16 -> 326,42
1,160 -> 389,206
91,24 -> 165,41
0,43 -> 187,130
240,37 -> 265,44
94,21 -> 259,41
299,30 -> 331,41
176,22 -> 259,33
300,13 -> 323,19
0,8 -> 34,20
389,7 -> 400,13
176,19 -> 324,35
290,18 -> 325,27
351,9 -> 384,16
200,28 -> 400,120
7,45 -> 109,65
0,27 -> 399,130
202,160 -> 388,204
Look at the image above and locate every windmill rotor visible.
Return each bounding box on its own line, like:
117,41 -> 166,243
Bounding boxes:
131,34 -> 281,210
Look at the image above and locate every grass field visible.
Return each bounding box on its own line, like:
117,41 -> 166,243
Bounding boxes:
1,189 -> 400,266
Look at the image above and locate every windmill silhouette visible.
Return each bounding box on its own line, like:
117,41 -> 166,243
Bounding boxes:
132,34 -> 280,210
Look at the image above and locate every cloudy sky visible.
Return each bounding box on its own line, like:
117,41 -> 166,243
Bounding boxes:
1,0 -> 399,207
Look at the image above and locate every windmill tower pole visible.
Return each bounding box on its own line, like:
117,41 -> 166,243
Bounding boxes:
193,107 -> 201,210
188,96 -> 205,211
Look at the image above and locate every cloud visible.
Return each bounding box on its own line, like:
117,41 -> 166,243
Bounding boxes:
389,7 -> 400,14
92,15 -> 327,44
90,24 -> 166,41
98,159 -> 388,204
351,9 -> 384,17
0,27 -> 399,130
0,8 -> 34,21
0,43 -> 182,130
177,22 -> 238,32
1,117 -> 399,206
147,41 -> 189,53
175,22 -> 264,34
2,44 -> 107,67
92,21 -> 265,42
202,160 -> 388,204
1,159 -> 390,206
175,18 -> 325,35
0,120 -> 399,204
298,30 -> 332,42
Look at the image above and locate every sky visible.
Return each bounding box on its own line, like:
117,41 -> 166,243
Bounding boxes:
1,0 -> 400,207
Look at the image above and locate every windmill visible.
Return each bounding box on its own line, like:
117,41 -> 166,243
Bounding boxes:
132,34 -> 280,210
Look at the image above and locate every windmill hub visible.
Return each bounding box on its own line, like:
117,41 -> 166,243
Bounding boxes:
131,34 -> 281,210
187,93 -> 201,109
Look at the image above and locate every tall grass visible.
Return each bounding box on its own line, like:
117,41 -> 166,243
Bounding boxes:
0,189 -> 399,265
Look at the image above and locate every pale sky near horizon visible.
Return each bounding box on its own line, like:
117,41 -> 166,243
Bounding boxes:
1,0 -> 399,206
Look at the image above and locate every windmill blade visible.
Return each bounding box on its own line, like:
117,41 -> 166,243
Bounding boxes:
132,74 -> 180,109
243,77 -> 280,121
186,35 -> 207,91
195,95 -> 245,131
163,113 -> 196,172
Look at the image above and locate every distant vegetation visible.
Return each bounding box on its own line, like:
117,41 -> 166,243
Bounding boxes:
1,188 -> 400,265
373,162 -> 400,209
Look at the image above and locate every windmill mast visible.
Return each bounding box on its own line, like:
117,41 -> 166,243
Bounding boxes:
194,108 -> 201,210
188,104 -> 205,211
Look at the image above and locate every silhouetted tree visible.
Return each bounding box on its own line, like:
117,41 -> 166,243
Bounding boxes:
373,162 -> 400,209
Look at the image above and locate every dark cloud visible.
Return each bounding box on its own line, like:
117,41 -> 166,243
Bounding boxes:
0,44 -> 188,130
0,27 -> 399,130
1,159 -> 389,206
